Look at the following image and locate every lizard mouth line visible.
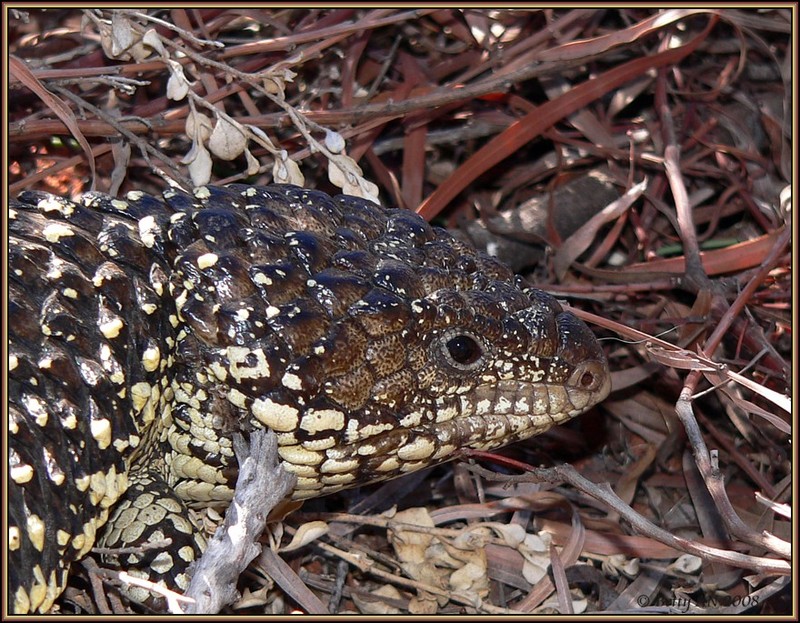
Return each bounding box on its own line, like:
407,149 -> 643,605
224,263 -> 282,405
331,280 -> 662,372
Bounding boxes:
371,375 -> 608,456
282,371 -> 610,499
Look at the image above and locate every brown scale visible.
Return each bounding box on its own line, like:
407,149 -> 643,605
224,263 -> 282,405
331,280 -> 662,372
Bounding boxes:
324,363 -> 375,410
365,332 -> 407,378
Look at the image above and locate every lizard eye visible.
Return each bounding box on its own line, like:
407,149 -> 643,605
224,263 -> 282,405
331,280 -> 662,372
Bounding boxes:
439,331 -> 487,371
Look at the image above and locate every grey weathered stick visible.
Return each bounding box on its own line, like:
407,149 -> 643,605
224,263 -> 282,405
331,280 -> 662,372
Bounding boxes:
183,430 -> 297,614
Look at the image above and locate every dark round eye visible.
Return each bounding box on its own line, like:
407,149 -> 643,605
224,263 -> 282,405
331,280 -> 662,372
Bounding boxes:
446,334 -> 483,365
439,331 -> 487,373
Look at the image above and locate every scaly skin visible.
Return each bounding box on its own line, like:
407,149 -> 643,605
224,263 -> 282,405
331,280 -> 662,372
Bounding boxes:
8,184 -> 610,612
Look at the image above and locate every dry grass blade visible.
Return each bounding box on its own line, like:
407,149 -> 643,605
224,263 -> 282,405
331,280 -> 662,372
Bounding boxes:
9,54 -> 97,186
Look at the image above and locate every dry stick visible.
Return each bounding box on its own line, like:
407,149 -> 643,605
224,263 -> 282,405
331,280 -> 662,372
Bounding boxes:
217,8 -> 439,59
307,535 -> 517,615
694,408 -> 779,500
671,218 -> 790,554
10,55 -> 97,188
255,547 -> 328,614
466,463 -> 790,576
9,45 -> 594,143
79,558 -> 113,615
182,430 -> 297,614
653,41 -> 790,562
674,398 -> 790,560
123,9 -> 224,48
51,86 -> 188,187
698,225 -> 790,376
669,332 -> 789,557
549,545 -> 574,614
655,49 -> 707,288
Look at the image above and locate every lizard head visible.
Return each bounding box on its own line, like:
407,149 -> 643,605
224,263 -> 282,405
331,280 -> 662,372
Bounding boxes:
169,185 -> 610,498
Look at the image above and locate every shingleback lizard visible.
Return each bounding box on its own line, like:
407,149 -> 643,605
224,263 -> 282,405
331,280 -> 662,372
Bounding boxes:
8,184 -> 611,613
